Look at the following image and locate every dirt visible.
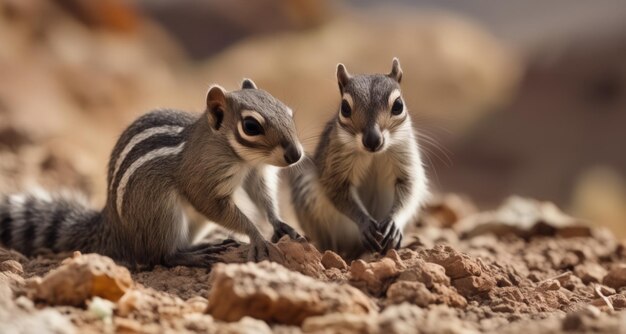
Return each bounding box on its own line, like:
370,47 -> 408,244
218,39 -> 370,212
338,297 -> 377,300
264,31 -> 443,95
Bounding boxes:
1,196 -> 626,333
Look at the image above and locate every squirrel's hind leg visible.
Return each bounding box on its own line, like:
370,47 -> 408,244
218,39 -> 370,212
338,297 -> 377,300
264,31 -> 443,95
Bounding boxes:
162,239 -> 240,268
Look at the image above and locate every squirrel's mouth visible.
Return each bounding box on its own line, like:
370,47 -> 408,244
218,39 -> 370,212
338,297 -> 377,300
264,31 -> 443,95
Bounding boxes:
264,145 -> 303,167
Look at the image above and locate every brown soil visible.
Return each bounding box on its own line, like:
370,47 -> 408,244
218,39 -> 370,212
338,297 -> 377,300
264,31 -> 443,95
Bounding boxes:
2,195 -> 626,333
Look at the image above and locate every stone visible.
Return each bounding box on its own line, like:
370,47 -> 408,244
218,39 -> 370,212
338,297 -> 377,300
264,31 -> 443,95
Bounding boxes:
602,265 -> 626,289
321,251 -> 348,271
29,253 -> 132,306
207,261 -> 374,325
350,258 -> 400,295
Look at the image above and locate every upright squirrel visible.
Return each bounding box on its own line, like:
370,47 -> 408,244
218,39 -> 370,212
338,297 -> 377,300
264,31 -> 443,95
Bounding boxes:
290,59 -> 429,259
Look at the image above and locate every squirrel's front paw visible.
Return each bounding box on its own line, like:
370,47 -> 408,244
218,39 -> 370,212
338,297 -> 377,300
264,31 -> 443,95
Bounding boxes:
248,238 -> 271,262
358,219 -> 384,253
271,221 -> 305,243
379,217 -> 402,252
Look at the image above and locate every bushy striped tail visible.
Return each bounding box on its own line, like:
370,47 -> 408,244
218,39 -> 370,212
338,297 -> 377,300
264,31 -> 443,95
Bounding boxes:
0,191 -> 104,257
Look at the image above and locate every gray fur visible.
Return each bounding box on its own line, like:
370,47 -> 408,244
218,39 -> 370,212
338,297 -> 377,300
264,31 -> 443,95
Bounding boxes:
0,193 -> 104,257
0,84 -> 303,266
290,59 -> 428,259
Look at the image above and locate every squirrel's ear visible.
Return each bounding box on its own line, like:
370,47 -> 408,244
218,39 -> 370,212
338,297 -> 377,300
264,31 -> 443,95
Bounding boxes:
336,63 -> 351,93
241,78 -> 258,90
206,85 -> 227,130
389,57 -> 403,83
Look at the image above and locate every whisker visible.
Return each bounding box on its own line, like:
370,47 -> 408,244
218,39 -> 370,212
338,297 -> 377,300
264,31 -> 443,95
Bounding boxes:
417,133 -> 452,156
416,134 -> 452,167
411,113 -> 454,138
419,146 -> 442,187
296,123 -> 328,149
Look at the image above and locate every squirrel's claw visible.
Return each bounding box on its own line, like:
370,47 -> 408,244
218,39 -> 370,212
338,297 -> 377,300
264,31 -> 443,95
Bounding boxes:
360,220 -> 383,252
379,217 -> 402,252
271,221 -> 305,243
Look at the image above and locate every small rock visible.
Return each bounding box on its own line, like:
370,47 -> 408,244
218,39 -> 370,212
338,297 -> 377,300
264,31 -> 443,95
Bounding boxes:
186,296 -> 209,313
116,289 -> 142,317
325,268 -> 344,280
274,238 -> 326,279
453,275 -> 496,297
597,285 -> 616,296
350,258 -> 400,295
420,194 -> 478,228
491,303 -> 516,313
181,313 -> 215,332
430,284 -> 468,308
558,251 -> 581,268
217,238 -> 327,279
561,277 -> 583,291
207,261 -> 374,325
15,295 -> 34,310
536,279 -> 561,292
30,253 -> 132,306
385,249 -> 407,270
302,312 -> 375,334
610,294 -> 626,309
387,279 -> 467,308
562,305 -> 602,331
387,281 -> 434,307
88,296 -> 115,323
221,317 -> 273,334
602,265 -> 626,289
420,245 -> 482,279
321,251 -> 348,271
574,262 -> 607,284
398,259 -> 449,288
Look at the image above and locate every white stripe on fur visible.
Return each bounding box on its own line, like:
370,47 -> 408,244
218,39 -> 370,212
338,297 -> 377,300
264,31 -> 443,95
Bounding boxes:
388,89 -> 401,108
111,125 -> 184,190
116,142 -> 186,216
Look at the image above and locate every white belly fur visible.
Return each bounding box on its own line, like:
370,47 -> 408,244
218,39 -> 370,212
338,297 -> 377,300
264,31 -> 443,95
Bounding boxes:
357,155 -> 396,221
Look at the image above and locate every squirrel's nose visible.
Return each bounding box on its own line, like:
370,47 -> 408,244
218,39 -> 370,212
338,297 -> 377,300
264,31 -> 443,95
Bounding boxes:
362,130 -> 383,152
283,144 -> 302,165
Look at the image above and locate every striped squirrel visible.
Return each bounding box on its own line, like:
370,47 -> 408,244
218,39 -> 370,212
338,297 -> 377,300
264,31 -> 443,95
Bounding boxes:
290,58 -> 429,259
0,79 -> 304,267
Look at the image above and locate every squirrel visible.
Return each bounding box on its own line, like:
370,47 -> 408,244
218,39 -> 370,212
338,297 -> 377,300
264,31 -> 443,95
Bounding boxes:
289,58 -> 429,259
0,79 -> 304,267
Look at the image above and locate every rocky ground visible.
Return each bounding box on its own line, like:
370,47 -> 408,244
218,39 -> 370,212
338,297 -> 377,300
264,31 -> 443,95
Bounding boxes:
2,195 -> 626,333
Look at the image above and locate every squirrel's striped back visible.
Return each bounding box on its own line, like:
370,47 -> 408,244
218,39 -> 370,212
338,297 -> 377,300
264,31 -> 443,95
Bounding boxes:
105,109 -> 196,219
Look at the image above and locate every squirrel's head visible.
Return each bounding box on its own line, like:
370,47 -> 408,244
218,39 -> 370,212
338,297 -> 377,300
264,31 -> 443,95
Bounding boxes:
205,79 -> 303,167
335,58 -> 409,153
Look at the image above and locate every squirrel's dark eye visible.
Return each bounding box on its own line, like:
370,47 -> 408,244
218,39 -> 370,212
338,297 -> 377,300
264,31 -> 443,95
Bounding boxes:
391,97 -> 404,115
242,117 -> 264,136
340,100 -> 352,118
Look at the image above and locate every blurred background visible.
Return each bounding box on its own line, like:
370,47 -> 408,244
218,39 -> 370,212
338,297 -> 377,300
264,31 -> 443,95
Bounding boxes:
0,0 -> 625,236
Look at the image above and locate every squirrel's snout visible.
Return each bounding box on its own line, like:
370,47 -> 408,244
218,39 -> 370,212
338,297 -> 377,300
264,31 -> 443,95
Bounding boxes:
362,130 -> 383,152
283,144 -> 302,165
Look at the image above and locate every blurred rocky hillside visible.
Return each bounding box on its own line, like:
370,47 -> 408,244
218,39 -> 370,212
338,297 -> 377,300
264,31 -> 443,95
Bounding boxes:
0,0 -> 518,204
